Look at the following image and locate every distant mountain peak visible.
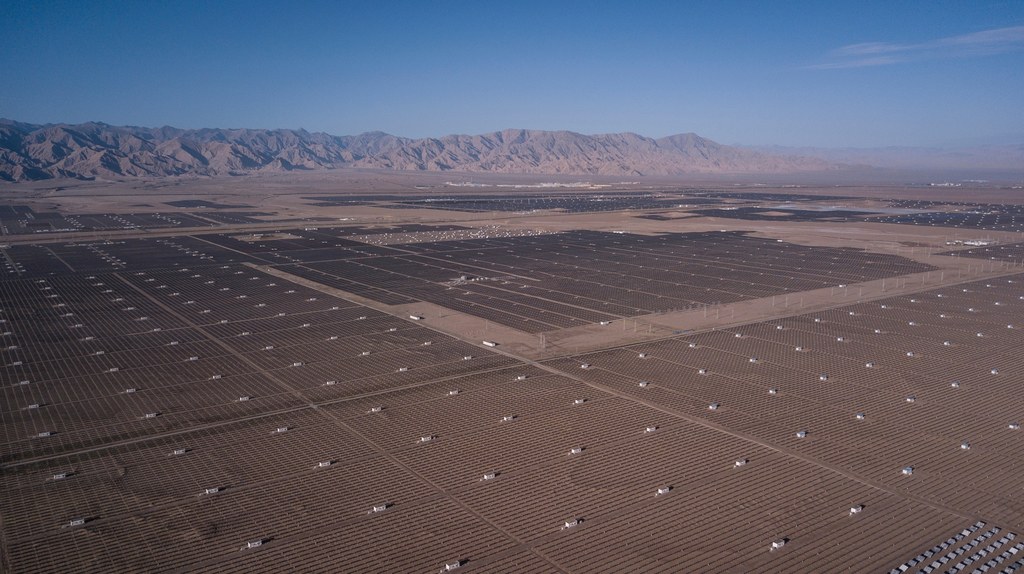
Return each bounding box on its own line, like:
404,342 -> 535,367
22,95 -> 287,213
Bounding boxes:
0,120 -> 833,182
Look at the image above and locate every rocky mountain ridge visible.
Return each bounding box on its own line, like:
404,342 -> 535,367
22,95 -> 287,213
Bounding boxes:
0,119 -> 832,182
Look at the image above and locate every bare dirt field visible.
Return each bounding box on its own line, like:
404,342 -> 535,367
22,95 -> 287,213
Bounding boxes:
2,169 -> 1024,573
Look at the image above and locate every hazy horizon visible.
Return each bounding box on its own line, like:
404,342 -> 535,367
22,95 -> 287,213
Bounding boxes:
2,1 -> 1022,148
4,118 -> 1024,153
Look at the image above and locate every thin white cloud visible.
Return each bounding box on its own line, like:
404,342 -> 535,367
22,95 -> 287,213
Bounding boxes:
809,25 -> 1024,69
806,56 -> 902,70
835,42 -> 906,56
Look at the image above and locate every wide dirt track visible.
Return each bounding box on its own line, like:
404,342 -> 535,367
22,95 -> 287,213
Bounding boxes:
2,170 -> 1024,573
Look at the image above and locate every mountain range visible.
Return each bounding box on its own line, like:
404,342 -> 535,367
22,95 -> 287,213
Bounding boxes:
0,120 -> 833,182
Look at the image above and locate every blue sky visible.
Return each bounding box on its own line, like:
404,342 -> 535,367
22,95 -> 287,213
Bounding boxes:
1,1 -> 1022,147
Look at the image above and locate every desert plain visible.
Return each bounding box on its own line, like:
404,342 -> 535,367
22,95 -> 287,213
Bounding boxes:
2,169 -> 1024,573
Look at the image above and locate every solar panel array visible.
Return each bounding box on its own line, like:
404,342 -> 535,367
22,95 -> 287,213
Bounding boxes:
1,218 -> 1022,573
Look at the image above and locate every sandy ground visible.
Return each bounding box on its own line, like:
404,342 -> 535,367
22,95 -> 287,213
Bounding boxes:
5,170 -> 1024,355
0,169 -> 996,361
6,170 -> 1024,573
